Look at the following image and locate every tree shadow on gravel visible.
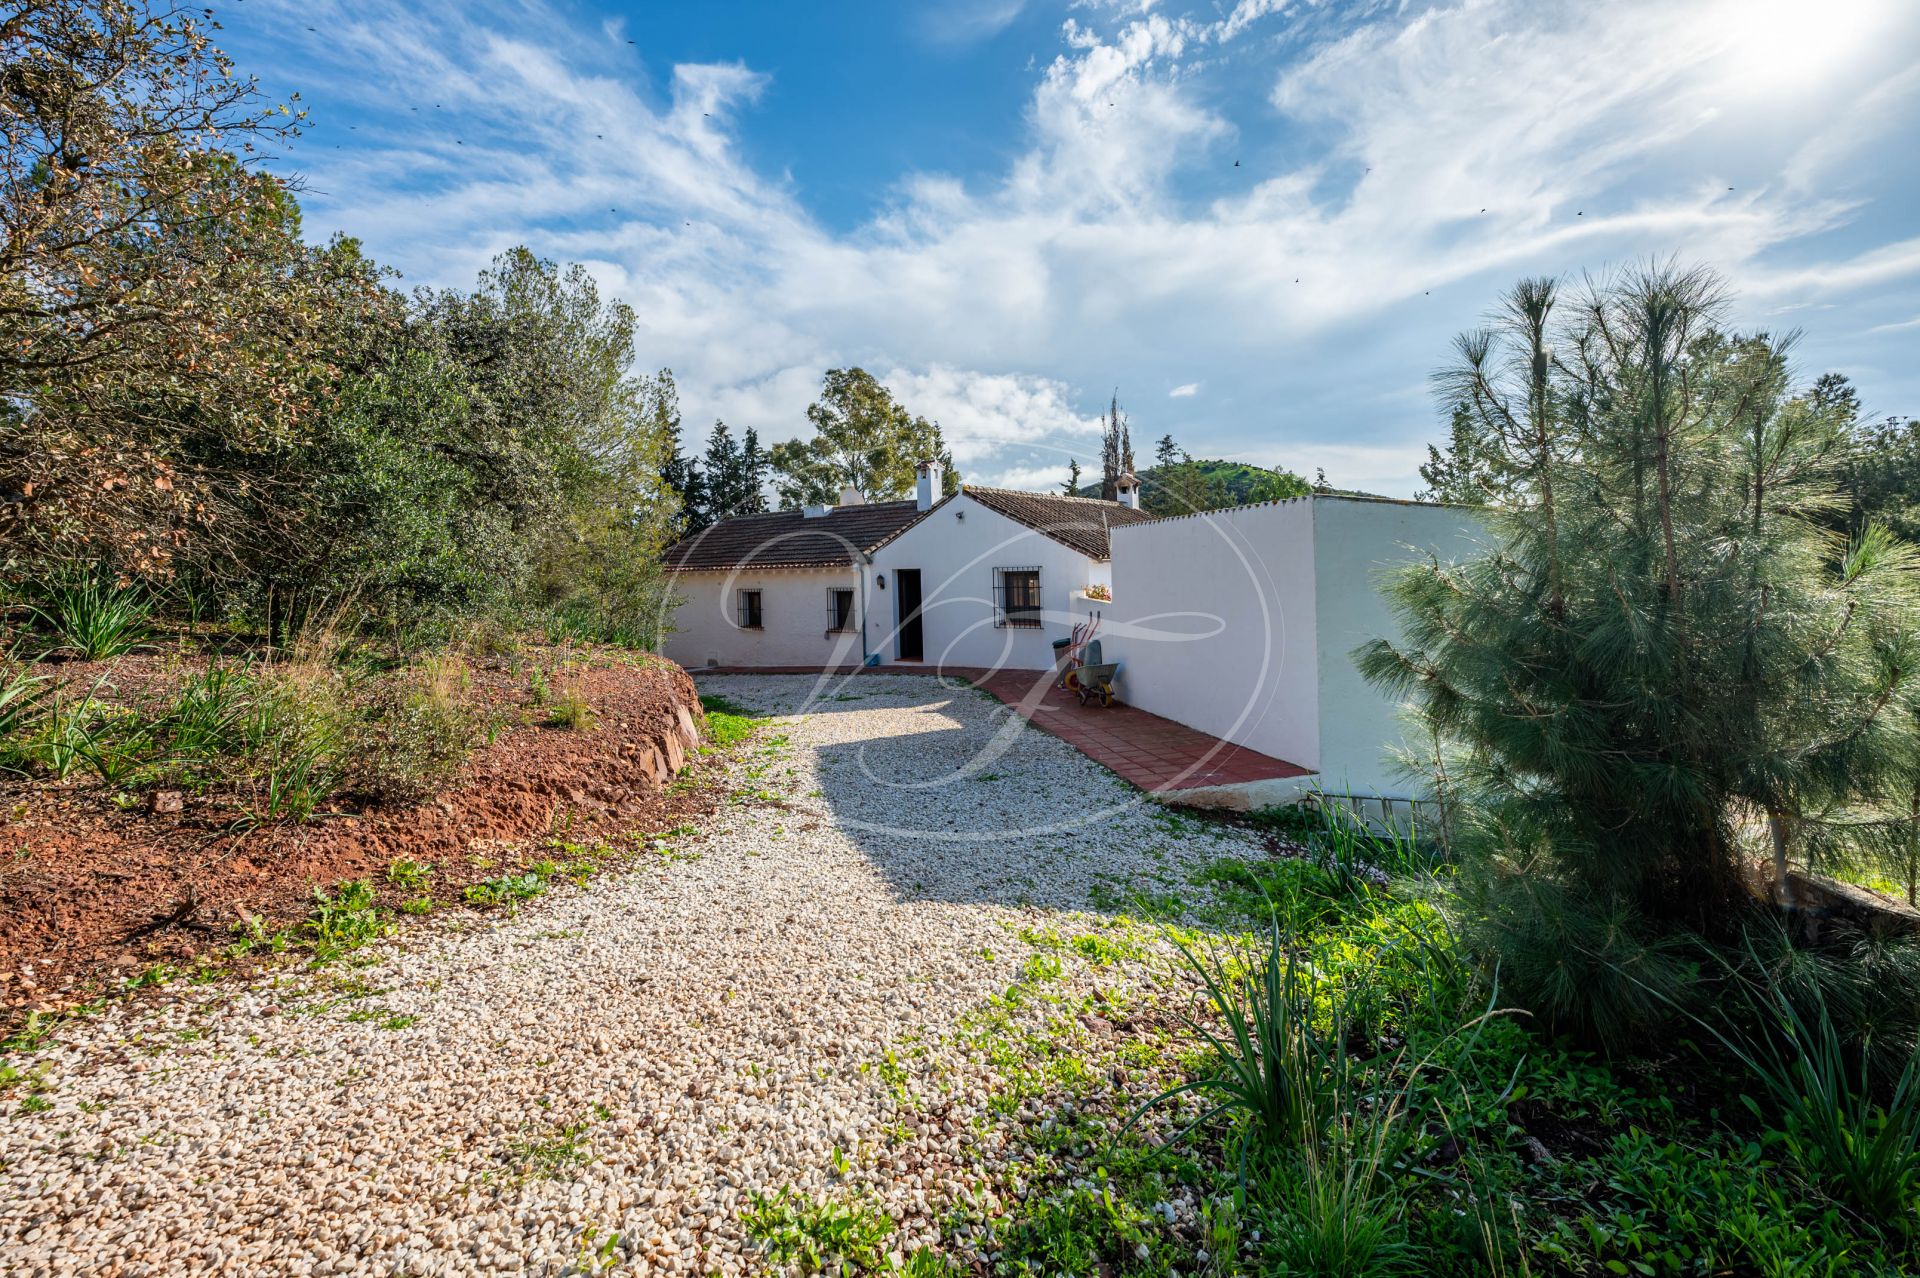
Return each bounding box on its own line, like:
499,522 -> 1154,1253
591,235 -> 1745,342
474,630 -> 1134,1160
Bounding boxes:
697,672 -> 1216,917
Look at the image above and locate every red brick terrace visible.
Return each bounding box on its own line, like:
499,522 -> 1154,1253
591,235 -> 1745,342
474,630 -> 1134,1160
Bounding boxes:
693,663 -> 1312,796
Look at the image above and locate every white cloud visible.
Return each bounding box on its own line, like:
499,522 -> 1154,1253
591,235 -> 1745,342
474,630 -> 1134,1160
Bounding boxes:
248,0 -> 1920,496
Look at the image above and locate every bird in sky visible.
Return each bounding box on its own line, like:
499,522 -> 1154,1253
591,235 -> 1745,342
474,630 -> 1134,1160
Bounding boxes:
1233,160 -> 1240,167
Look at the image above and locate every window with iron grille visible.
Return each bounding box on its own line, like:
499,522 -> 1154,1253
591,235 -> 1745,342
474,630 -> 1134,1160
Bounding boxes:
735,589 -> 763,629
827,588 -> 855,632
994,568 -> 1042,628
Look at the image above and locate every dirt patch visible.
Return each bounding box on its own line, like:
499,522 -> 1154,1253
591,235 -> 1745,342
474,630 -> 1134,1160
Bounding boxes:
0,647 -> 714,1025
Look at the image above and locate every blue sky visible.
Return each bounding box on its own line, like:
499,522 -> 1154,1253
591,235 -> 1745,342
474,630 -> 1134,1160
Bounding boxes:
223,0 -> 1920,495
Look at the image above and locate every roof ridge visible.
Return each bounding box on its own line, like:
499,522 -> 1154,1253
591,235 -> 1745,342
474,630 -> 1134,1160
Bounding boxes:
963,484 -> 1133,508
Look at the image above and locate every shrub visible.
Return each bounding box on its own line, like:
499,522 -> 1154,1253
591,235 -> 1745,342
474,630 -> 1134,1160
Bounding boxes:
344,654 -> 480,802
28,575 -> 151,660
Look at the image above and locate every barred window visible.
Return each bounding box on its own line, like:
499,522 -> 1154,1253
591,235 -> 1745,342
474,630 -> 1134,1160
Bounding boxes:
994,568 -> 1042,628
735,589 -> 763,629
827,588 -> 855,632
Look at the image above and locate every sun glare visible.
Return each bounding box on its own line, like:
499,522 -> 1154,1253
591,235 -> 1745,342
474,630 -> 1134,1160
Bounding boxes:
1719,0 -> 1891,91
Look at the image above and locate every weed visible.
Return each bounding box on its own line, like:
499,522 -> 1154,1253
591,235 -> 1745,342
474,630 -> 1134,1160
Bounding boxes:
545,686 -> 596,731
464,870 -> 550,907
700,694 -> 761,747
17,1093 -> 52,1115
499,1116 -> 594,1183
1021,953 -> 1065,983
386,858 -> 434,892
302,881 -> 388,961
741,1187 -> 898,1275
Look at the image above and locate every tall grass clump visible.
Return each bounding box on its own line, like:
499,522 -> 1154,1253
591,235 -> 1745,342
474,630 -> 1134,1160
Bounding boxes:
1711,931 -> 1920,1229
29,575 -> 152,660
0,661 -> 57,771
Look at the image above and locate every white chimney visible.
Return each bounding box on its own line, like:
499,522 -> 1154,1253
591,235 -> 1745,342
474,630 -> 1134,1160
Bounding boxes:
802,502 -> 831,519
1115,471 -> 1141,510
839,485 -> 865,507
916,458 -> 944,512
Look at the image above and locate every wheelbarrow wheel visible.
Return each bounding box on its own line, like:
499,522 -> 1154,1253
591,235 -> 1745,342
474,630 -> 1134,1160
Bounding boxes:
1099,687 -> 1113,707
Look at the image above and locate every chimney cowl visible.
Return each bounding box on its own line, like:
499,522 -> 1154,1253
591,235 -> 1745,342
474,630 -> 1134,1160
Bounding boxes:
1115,471 -> 1142,510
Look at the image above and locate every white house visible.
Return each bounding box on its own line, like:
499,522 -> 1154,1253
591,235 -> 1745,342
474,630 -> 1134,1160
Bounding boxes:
662,461 -> 1483,810
661,461 -> 1150,671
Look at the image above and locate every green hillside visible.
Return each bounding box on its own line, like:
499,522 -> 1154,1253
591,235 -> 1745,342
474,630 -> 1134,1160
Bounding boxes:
1074,458 -> 1322,510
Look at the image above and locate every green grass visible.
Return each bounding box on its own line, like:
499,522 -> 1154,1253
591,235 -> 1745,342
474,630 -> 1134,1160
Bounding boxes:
699,693 -> 763,747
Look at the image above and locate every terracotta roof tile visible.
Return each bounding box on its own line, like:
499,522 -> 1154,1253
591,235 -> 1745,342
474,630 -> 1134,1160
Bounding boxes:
962,487 -> 1157,560
662,500 -> 927,571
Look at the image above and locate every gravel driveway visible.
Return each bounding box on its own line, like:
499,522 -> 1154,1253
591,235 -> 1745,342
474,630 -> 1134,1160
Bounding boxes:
2,675 -> 1267,1277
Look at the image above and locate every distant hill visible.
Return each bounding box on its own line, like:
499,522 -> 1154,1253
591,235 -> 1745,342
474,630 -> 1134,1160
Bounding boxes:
1073,459 -> 1378,509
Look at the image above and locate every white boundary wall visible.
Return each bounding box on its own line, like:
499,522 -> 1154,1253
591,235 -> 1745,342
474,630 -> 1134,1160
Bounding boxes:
1108,498 -> 1320,768
1109,496 -> 1484,797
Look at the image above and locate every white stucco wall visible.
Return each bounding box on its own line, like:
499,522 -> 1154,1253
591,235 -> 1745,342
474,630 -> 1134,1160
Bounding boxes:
867,494 -> 1107,670
1108,498 -> 1321,769
661,568 -> 866,669
1108,495 -> 1486,796
1309,497 -> 1486,797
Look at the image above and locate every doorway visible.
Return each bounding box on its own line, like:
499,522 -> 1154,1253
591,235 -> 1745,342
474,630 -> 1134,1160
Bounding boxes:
895,569 -> 924,661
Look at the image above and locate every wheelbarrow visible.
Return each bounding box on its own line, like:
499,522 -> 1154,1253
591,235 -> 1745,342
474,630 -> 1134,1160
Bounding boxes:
1066,660 -> 1120,707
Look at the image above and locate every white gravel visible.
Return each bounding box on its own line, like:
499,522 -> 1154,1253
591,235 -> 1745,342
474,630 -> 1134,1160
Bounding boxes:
0,675 -> 1268,1277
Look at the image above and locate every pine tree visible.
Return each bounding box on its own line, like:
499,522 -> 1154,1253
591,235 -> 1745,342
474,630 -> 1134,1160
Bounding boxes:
1417,403 -> 1507,505
1359,265 -> 1920,1040
1062,459 -> 1083,496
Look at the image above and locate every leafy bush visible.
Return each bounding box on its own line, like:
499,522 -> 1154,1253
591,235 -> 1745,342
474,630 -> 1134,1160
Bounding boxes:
28,575 -> 152,661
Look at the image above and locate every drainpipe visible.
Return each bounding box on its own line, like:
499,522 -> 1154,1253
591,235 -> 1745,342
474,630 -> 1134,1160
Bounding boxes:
858,555 -> 872,667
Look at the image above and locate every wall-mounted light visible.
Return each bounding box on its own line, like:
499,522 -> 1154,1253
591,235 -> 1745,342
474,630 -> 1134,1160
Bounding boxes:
955,510 -> 965,522
876,574 -> 887,589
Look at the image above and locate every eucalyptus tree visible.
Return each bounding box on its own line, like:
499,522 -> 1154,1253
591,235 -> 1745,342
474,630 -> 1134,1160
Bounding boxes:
769,368 -> 950,507
1361,264 -> 1920,1033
